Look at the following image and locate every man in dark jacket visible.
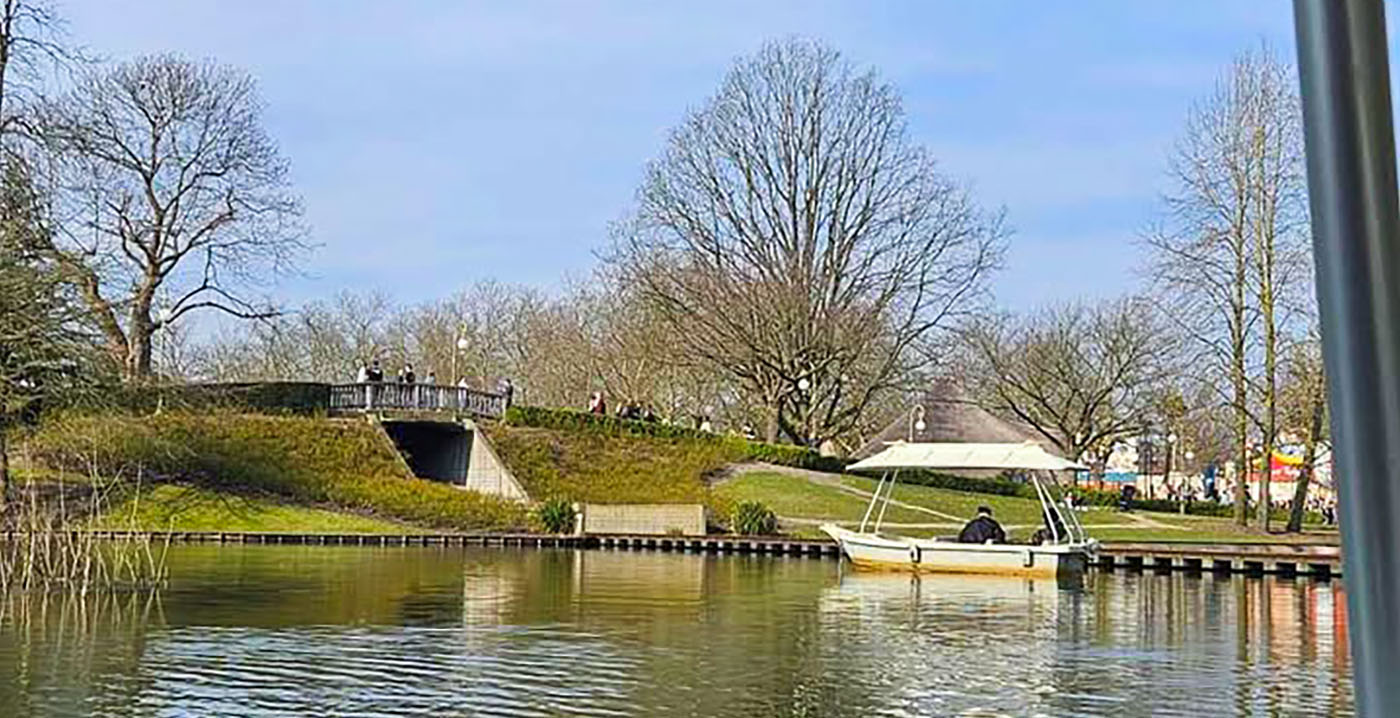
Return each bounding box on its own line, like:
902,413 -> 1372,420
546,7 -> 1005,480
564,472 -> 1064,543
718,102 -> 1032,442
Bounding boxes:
958,506 -> 1006,544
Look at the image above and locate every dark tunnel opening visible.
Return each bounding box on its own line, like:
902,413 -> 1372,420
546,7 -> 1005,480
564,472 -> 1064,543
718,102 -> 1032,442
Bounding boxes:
380,420 -> 471,483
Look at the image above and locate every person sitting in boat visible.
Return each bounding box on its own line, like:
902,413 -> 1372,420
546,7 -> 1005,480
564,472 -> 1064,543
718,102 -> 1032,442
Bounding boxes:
957,506 -> 1006,544
1031,509 -> 1068,545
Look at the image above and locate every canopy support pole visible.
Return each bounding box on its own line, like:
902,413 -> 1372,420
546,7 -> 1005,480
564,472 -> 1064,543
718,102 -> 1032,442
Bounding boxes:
873,470 -> 897,533
859,471 -> 889,533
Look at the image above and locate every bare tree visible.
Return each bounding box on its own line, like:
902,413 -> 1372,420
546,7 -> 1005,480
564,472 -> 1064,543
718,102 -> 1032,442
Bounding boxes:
195,290 -> 395,383
0,0 -> 74,140
35,54 -> 305,381
1283,332 -> 1327,533
962,297 -> 1162,462
609,39 -> 1003,444
1145,47 -> 1307,526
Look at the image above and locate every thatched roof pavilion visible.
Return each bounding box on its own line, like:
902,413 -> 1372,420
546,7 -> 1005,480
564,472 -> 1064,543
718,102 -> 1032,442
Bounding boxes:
854,379 -> 1059,460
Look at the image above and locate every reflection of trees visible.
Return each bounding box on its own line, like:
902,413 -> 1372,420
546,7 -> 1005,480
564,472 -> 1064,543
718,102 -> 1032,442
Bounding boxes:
0,589 -> 164,717
153,545 -> 476,627
0,546 -> 1357,716
1053,573 -> 1353,716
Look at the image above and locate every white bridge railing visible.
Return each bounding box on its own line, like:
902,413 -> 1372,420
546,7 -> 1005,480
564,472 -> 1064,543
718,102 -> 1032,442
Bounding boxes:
328,383 -> 508,418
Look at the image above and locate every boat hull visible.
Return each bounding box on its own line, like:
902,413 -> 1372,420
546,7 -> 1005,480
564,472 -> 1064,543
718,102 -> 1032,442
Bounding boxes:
823,524 -> 1091,578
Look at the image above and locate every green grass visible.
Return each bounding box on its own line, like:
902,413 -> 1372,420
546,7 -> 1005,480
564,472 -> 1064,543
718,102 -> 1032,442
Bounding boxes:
714,472 -> 941,525
95,484 -> 412,533
483,424 -> 736,511
29,412 -> 528,532
721,469 -> 1334,544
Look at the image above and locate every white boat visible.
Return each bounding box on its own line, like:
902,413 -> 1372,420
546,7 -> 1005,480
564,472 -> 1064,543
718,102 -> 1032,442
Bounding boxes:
821,441 -> 1098,578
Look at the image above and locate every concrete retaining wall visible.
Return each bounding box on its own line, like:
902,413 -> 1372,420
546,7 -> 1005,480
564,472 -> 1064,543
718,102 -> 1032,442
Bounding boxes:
463,420 -> 530,501
577,504 -> 706,536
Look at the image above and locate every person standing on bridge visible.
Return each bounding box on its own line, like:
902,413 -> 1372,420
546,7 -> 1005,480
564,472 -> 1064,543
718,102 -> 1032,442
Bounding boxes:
498,377 -> 514,408
401,363 -> 416,384
367,360 -> 384,382
356,361 -> 370,383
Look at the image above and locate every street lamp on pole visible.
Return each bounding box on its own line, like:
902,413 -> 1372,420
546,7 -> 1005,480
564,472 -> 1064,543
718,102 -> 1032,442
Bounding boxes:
451,335 -> 470,386
1165,432 -> 1178,499
909,405 -> 927,441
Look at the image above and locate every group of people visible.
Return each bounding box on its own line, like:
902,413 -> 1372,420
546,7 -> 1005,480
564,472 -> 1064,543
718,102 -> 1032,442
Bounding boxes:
585,392 -> 741,437
353,359 -> 515,408
589,393 -> 657,421
356,359 -> 438,386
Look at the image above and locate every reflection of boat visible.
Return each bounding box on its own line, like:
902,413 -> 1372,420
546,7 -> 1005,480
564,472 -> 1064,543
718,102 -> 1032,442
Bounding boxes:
822,442 -> 1097,578
827,568 -> 1080,602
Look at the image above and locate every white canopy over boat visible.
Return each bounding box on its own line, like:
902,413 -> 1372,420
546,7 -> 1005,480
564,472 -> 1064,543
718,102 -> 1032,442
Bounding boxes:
826,440 -> 1097,577
849,441 -> 1087,473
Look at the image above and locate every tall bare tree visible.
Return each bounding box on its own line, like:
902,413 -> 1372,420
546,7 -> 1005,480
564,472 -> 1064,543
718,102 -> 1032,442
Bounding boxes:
962,297 -> 1162,462
610,39 -> 1004,444
1145,47 -> 1307,526
35,54 -> 305,381
0,0 -> 73,140
1283,333 -> 1327,533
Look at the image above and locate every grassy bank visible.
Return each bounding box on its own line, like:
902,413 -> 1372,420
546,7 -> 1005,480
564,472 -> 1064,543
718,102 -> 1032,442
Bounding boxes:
28,412 -> 527,532
94,484 -> 413,533
483,423 -> 731,513
719,469 -> 1336,545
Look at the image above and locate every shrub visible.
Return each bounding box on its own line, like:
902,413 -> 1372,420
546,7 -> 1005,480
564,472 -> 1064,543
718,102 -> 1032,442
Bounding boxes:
731,500 -> 777,536
535,499 -> 576,534
896,469 -> 1033,498
66,382 -> 332,416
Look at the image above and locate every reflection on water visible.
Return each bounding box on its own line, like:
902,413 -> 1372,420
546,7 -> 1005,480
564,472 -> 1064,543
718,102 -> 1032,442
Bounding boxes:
0,546 -> 1353,717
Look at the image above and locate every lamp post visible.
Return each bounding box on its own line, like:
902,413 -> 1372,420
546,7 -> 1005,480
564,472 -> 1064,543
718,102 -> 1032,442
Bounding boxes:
795,377 -> 812,445
909,404 -> 927,442
1165,432 -> 1178,501
451,335 -> 469,386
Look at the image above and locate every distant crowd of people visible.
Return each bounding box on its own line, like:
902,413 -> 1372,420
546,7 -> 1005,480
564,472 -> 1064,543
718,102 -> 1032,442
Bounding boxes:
585,391 -> 758,438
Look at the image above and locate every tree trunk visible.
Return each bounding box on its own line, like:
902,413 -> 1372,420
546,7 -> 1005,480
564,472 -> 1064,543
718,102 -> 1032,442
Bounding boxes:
0,427 -> 8,510
764,406 -> 779,444
1232,367 -> 1250,526
1287,384 -> 1326,532
1255,188 -> 1278,533
126,301 -> 155,381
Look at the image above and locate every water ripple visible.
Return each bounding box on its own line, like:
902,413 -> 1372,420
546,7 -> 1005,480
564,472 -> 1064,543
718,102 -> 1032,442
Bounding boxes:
0,546 -> 1354,717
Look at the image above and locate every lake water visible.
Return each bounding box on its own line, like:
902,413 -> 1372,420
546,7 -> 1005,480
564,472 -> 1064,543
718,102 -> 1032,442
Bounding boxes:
0,545 -> 1353,717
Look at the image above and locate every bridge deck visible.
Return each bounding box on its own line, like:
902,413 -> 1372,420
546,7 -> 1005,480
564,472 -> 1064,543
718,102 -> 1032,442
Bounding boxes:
328,382 -> 507,418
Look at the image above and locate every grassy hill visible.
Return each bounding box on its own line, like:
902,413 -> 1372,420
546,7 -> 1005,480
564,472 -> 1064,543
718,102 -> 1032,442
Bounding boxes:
17,405 -> 1336,544
27,412 -> 527,532
480,406 -> 848,520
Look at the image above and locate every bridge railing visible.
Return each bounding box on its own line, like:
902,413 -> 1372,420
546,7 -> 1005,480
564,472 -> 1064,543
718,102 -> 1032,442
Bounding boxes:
328,383 -> 508,418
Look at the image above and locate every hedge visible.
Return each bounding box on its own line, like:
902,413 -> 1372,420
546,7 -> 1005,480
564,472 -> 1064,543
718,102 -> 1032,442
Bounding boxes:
76,382 -> 332,416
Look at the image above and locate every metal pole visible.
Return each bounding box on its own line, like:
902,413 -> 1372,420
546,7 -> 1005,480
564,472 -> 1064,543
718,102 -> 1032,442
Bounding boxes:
1293,1 -> 1400,713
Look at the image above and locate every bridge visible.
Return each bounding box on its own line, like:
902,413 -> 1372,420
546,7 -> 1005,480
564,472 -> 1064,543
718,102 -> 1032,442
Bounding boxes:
327,382 -> 508,418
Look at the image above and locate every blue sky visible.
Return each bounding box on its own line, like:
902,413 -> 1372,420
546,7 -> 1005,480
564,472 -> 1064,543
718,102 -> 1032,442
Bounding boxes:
60,1 -> 1311,311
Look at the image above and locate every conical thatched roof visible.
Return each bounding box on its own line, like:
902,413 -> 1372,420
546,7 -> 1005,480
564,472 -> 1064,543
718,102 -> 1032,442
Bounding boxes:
854,379 -> 1058,460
